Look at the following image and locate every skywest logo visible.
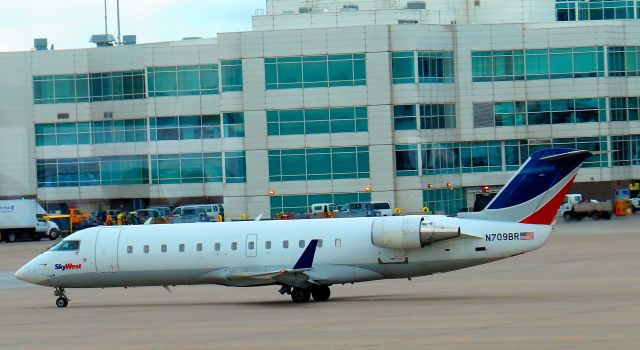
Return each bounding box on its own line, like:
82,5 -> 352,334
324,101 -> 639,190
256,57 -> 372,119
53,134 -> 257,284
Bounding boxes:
54,263 -> 82,271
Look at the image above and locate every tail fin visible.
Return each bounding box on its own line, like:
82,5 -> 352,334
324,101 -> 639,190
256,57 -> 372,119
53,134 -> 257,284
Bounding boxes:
459,148 -> 591,225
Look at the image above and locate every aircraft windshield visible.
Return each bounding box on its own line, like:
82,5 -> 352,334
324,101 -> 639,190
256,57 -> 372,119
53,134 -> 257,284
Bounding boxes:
49,240 -> 80,252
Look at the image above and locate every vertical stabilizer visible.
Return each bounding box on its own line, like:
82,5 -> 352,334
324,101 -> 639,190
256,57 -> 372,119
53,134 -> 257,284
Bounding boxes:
459,148 -> 591,225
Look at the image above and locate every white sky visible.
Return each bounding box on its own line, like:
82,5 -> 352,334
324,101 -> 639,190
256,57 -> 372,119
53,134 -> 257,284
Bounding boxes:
0,0 -> 267,52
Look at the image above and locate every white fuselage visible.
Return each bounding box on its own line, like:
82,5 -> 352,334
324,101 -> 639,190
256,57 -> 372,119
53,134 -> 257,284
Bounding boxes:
16,215 -> 552,289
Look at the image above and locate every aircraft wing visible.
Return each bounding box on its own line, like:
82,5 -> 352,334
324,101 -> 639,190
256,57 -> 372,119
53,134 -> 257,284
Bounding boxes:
224,239 -> 319,287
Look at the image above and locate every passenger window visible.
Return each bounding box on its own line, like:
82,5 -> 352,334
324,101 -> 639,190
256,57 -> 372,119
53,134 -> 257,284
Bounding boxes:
283,240 -> 289,249
161,244 -> 167,253
248,242 -> 255,250
179,244 -> 185,252
50,240 -> 81,252
215,242 -> 220,251
143,245 -> 149,254
127,246 -> 133,254
335,238 -> 341,247
231,242 -> 237,250
299,240 -> 305,248
265,241 -> 271,249
197,243 -> 203,252
317,239 -> 323,248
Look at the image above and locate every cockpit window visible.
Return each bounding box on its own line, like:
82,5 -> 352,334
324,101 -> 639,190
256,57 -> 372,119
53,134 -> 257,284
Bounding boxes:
50,240 -> 80,252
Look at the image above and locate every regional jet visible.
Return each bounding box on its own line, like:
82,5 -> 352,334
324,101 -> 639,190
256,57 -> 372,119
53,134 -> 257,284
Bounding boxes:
15,148 -> 590,307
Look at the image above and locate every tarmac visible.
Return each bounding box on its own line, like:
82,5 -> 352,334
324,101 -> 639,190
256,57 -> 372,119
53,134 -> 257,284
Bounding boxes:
0,215 -> 638,350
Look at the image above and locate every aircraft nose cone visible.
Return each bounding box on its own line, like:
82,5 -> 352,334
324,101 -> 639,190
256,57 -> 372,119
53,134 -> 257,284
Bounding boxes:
14,264 -> 41,285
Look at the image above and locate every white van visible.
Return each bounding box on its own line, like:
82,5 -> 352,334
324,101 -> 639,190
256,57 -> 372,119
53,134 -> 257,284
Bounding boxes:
172,204 -> 224,221
371,202 -> 393,216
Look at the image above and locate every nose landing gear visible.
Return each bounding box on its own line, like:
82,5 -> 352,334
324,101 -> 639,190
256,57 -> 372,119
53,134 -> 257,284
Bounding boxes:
54,287 -> 69,308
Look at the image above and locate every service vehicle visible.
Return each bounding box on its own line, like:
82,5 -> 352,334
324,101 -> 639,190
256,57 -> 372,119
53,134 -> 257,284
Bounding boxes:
0,199 -> 60,243
333,202 -> 381,218
371,202 -> 393,216
558,194 -> 613,220
15,148 -> 592,307
172,204 -> 224,221
309,203 -> 337,215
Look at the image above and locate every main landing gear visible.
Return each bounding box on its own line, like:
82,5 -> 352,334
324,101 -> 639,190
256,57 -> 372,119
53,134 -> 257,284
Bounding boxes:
54,287 -> 69,308
283,285 -> 332,303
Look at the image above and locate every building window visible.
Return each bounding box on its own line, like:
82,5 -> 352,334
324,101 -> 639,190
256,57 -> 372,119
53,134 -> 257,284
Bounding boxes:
33,70 -> 145,105
420,104 -> 456,129
197,243 -> 203,252
267,106 -> 367,136
283,240 -> 289,249
161,244 -> 167,253
269,192 -> 371,217
223,112 -> 245,138
265,53 -> 366,90
484,98 -> 606,127
231,242 -> 237,250
35,119 -> 146,147
556,1 -> 636,21
36,155 -> 148,188
610,97 -> 640,121
391,52 -> 415,84
269,147 -> 369,182
423,188 -> 466,215
143,245 -> 149,254
472,47 -> 605,82
150,115 -> 221,141
221,60 -> 243,92
394,145 -> 418,176
393,105 -> 417,130
179,244 -> 185,252
608,47 -> 640,77
127,246 -> 133,254
417,51 -> 454,83
224,151 -> 247,183
151,153 -> 223,185
147,64 -> 218,97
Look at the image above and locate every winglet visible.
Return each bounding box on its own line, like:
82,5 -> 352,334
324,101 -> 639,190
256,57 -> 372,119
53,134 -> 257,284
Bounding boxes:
292,239 -> 319,270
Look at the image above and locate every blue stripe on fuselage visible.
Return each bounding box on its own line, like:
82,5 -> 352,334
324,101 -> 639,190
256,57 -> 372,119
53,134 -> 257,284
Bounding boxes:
487,148 -> 588,210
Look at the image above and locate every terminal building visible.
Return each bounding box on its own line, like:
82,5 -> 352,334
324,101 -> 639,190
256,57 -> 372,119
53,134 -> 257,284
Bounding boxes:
1,0 -> 640,218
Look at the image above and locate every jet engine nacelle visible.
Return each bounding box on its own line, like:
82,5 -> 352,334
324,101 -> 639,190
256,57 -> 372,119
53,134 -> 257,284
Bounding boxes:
371,216 -> 460,250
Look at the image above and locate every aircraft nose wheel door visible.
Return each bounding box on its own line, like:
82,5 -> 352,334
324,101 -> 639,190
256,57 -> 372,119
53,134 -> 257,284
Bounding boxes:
246,234 -> 258,257
95,227 -> 122,273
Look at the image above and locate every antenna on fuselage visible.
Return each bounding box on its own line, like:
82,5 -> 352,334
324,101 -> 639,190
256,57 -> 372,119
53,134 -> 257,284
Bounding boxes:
254,214 -> 263,221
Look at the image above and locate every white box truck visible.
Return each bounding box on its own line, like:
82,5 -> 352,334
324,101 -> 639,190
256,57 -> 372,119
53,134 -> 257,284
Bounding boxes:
0,200 -> 60,243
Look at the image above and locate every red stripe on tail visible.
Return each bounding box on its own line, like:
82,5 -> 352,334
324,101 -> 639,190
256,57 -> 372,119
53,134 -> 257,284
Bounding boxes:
519,175 -> 576,225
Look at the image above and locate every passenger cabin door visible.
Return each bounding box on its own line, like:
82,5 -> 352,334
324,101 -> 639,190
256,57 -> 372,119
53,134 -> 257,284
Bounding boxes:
95,227 -> 121,273
246,234 -> 257,257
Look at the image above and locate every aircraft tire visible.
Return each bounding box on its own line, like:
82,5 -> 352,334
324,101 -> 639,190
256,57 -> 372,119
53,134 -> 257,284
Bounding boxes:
290,288 -> 311,303
56,297 -> 68,308
311,285 -> 331,302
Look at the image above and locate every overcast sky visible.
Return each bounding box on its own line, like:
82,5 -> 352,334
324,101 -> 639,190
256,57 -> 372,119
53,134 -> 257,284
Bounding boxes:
0,0 -> 267,52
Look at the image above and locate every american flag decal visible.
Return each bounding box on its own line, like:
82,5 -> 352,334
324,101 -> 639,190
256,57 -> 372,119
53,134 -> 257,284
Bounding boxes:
520,232 -> 535,240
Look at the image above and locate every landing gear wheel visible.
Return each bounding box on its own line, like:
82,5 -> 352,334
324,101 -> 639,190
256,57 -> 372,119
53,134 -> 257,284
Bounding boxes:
311,285 -> 331,302
55,297 -> 68,308
290,288 -> 311,303
53,287 -> 70,308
